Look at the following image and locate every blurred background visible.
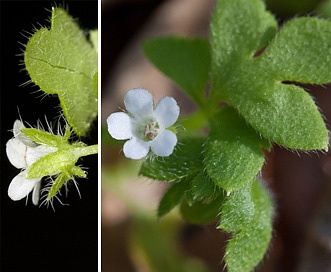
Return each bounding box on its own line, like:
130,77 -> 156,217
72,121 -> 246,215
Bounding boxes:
101,0 -> 331,271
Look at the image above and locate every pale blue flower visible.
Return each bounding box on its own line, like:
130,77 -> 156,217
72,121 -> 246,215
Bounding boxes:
107,88 -> 180,159
6,120 -> 57,205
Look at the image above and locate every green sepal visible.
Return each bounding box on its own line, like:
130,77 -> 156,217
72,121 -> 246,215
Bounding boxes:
22,122 -> 97,181
204,106 -> 268,192
21,126 -> 70,147
47,166 -> 86,200
24,7 -> 98,136
26,145 -> 96,179
71,165 -> 86,177
143,36 -> 210,105
47,172 -> 71,200
139,137 -> 204,182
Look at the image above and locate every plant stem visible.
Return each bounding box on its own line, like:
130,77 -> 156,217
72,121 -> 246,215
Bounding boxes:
77,144 -> 98,157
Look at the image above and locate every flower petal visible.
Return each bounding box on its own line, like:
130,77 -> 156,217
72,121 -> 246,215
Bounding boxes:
124,88 -> 154,118
151,130 -> 177,157
13,120 -> 37,147
6,138 -> 28,169
123,138 -> 150,159
154,96 -> 180,128
107,112 -> 132,140
26,145 -> 57,167
32,179 -> 41,205
8,171 -> 39,201
13,119 -> 24,136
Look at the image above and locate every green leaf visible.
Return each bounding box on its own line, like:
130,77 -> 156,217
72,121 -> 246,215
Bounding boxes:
190,171 -> 221,201
210,0 -> 330,151
225,224 -> 271,272
143,37 -> 210,105
139,137 -> 204,181
158,182 -> 187,218
204,107 -> 269,192
259,17 -> 331,84
24,7 -> 98,136
218,183 -> 255,233
223,180 -> 273,272
225,78 -> 329,150
210,0 -> 277,91
180,194 -> 224,225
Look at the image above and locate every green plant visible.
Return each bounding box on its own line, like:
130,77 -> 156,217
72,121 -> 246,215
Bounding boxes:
6,7 -> 98,206
107,0 -> 331,270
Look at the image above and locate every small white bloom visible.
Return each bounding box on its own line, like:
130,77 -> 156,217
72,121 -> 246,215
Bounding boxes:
107,88 -> 180,160
6,120 -> 57,205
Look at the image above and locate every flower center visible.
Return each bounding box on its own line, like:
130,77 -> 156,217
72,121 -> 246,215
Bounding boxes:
140,119 -> 159,141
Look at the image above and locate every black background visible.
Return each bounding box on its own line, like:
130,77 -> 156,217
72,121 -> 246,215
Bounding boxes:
0,1 -> 98,271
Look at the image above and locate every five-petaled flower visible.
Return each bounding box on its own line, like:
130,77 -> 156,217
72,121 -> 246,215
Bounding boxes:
107,88 -> 180,159
6,120 -> 57,205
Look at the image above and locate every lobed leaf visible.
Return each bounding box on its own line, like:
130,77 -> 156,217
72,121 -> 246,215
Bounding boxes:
210,0 -> 277,93
24,8 -> 98,136
210,0 -> 330,151
259,17 -> 331,84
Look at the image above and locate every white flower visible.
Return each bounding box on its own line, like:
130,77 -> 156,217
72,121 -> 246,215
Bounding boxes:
107,88 -> 180,160
6,120 -> 57,205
